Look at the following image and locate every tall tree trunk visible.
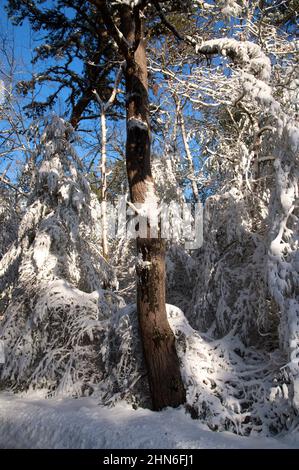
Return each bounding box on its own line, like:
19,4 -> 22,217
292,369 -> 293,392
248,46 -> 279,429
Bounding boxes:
120,5 -> 186,410
100,106 -> 109,259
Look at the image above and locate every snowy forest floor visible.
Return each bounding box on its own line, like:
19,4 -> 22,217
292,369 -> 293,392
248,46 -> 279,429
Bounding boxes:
0,392 -> 298,449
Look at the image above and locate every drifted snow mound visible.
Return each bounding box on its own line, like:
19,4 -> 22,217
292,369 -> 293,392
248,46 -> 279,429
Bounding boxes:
99,304 -> 297,436
0,392 -> 298,449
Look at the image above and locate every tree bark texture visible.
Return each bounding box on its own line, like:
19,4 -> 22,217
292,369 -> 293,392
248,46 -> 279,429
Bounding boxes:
120,5 -> 186,410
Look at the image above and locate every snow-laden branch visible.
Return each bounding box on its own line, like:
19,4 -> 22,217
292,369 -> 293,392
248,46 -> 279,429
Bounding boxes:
92,63 -> 124,112
111,0 -> 148,7
154,2 -> 271,82
0,174 -> 28,197
196,38 -> 271,82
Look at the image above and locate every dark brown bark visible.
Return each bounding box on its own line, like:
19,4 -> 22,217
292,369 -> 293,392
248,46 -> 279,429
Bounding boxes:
120,5 -> 186,410
136,238 -> 186,409
70,35 -> 113,129
70,88 -> 93,128
86,0 -> 185,410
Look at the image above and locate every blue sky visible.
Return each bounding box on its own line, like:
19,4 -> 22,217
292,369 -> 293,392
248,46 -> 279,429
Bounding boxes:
0,1 -> 33,79
0,1 -> 104,178
0,0 -> 222,198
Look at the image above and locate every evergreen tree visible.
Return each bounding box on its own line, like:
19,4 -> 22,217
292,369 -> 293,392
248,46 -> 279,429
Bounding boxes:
6,0 -> 121,126
0,116 -> 120,394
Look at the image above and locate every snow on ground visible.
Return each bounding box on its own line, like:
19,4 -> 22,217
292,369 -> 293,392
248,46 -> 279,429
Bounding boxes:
0,392 -> 298,449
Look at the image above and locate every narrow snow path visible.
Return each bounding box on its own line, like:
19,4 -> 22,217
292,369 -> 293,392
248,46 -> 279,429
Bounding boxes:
0,392 -> 298,449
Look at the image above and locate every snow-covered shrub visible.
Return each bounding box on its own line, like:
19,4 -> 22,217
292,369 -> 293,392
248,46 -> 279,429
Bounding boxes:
0,116 -> 122,395
152,154 -> 185,206
96,303 -> 295,435
0,188 -> 19,261
189,188 -> 279,348
0,188 -> 20,317
166,244 -> 197,315
159,23 -> 299,421
267,114 -> 299,411
169,305 -> 295,435
96,304 -> 151,408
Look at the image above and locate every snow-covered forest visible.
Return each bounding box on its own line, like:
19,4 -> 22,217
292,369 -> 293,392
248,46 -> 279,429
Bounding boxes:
0,0 -> 299,449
